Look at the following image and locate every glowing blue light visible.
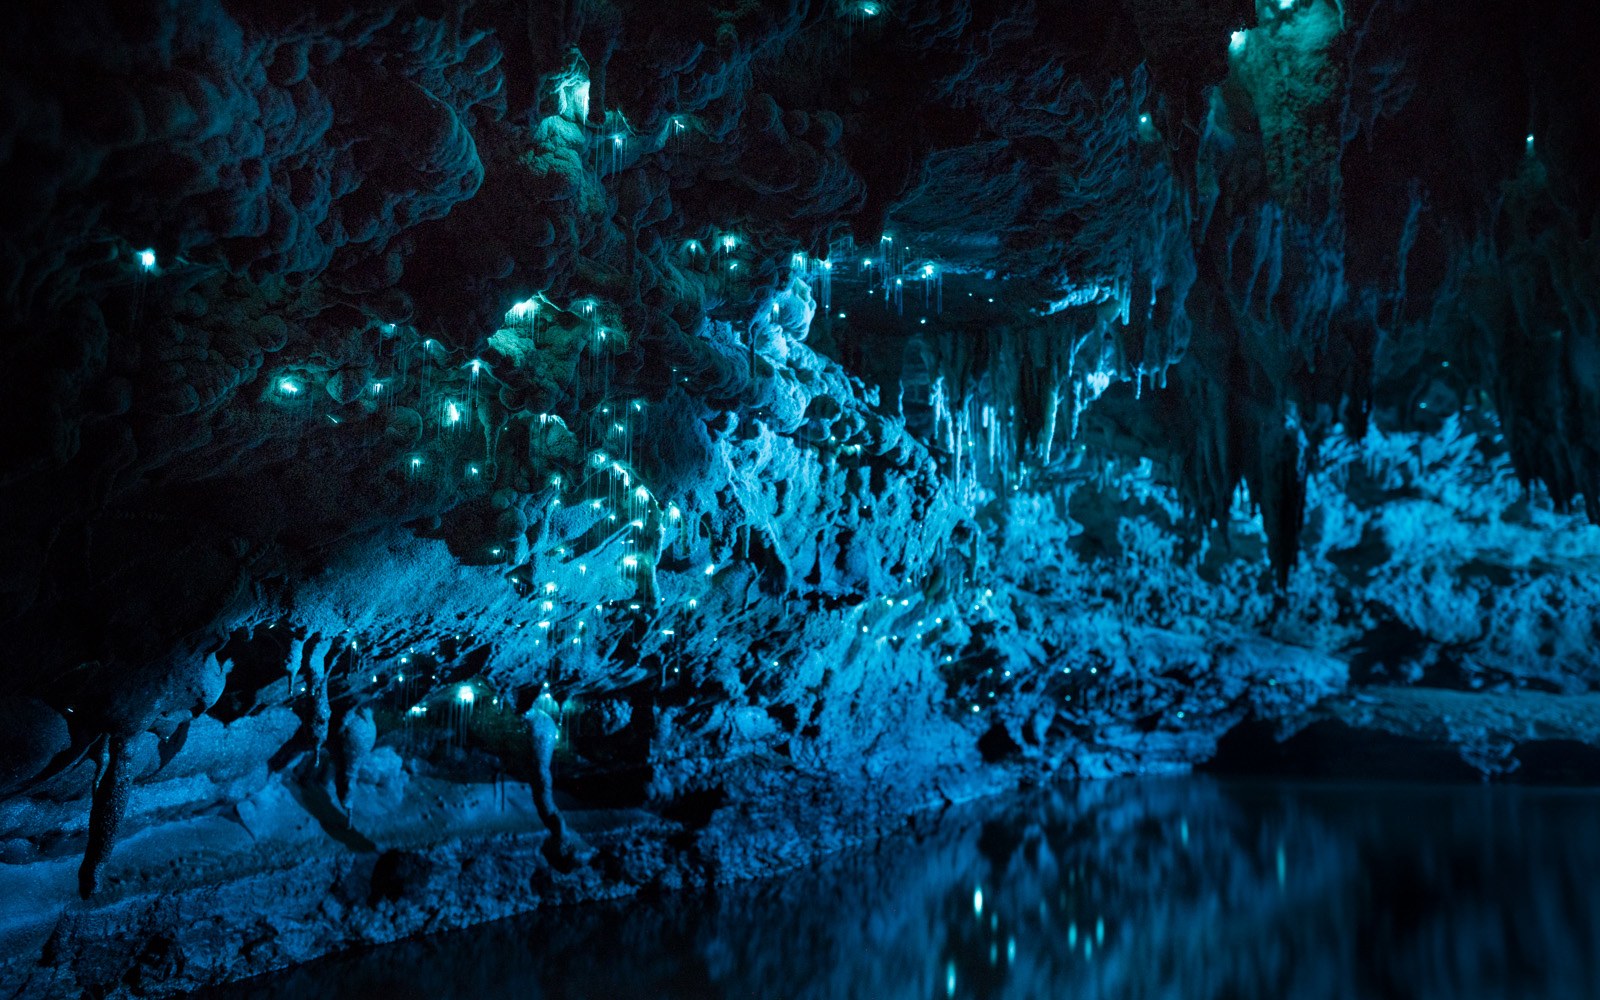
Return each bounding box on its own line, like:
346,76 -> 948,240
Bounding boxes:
278,378 -> 300,395
705,563 -> 716,575
1229,30 -> 1247,53
1277,0 -> 1293,8
555,69 -> 590,120
1527,134 -> 1536,153
721,234 -> 738,251
371,381 -> 383,394
857,1 -> 881,15
446,401 -> 463,424
509,298 -> 538,320
137,248 -> 157,270
862,258 -> 872,267
457,685 -> 475,705
1139,113 -> 1151,125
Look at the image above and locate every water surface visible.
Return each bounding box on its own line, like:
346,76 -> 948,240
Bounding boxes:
219,777 -> 1600,998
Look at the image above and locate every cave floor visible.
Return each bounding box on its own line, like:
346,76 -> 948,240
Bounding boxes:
5,687 -> 1600,996
212,772 -> 1600,1000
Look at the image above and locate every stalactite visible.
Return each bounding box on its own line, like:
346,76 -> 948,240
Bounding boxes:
527,707 -> 591,870
331,707 -> 376,815
78,734 -> 133,899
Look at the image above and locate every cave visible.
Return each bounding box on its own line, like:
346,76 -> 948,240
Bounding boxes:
2,0 -> 1598,996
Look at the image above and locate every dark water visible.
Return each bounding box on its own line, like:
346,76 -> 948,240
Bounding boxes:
220,778 -> 1600,999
